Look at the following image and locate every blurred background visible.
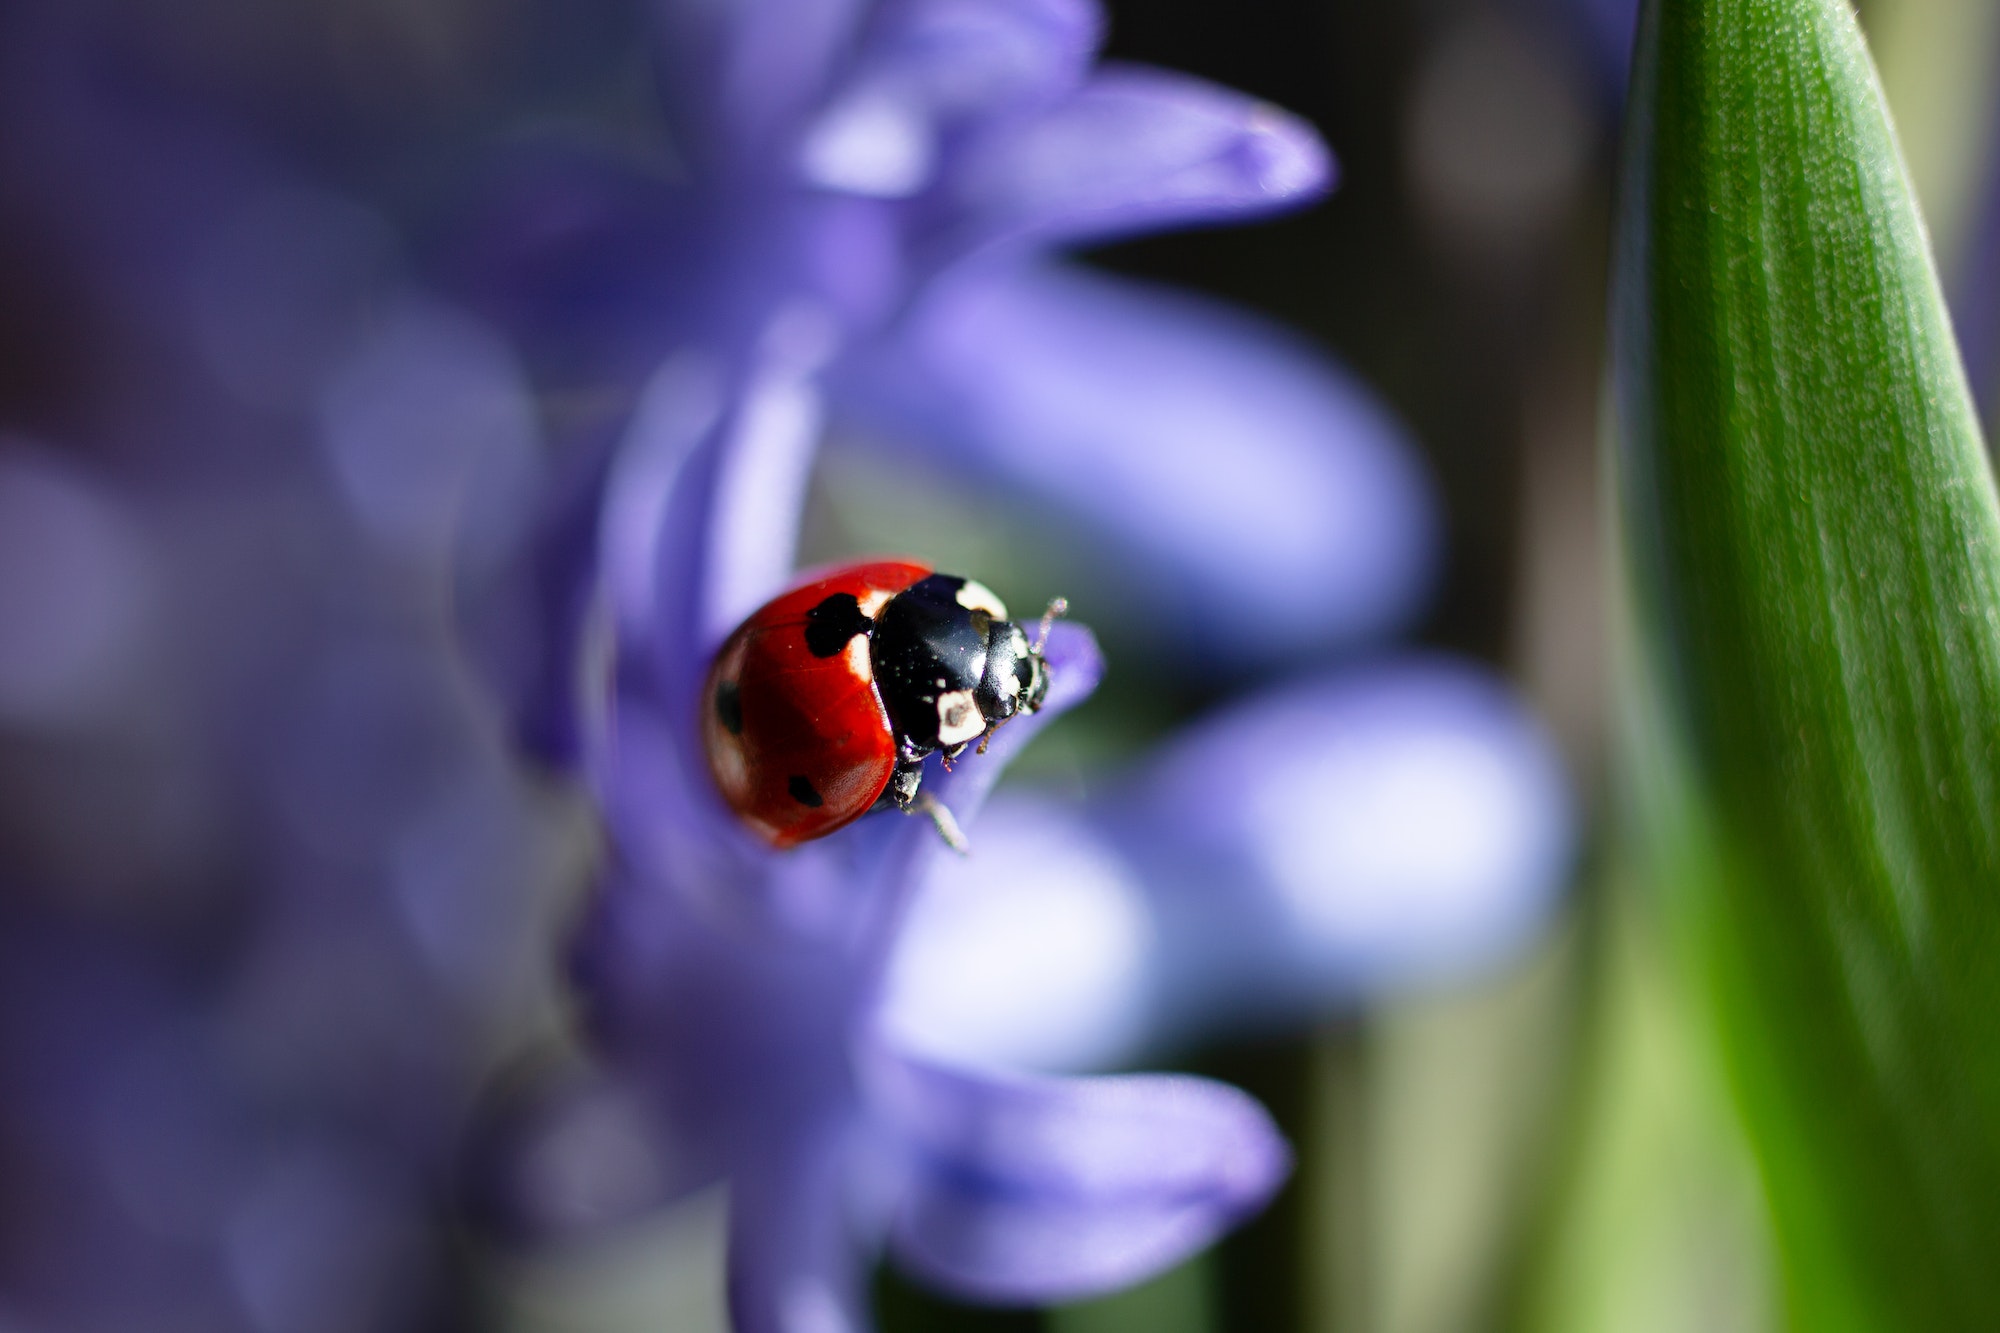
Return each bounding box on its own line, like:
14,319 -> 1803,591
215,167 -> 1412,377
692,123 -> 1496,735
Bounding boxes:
3,0 -> 1997,1331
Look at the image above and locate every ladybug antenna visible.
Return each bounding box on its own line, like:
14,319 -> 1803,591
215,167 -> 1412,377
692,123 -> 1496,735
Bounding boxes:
1034,597 -> 1069,654
913,791 -> 970,855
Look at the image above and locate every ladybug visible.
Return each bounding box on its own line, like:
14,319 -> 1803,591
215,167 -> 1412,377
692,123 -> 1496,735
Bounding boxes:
701,559 -> 1062,851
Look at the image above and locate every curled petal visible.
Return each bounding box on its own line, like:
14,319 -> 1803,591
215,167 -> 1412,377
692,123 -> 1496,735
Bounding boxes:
833,262 -> 1436,662
1120,659 -> 1573,1036
699,305 -> 839,643
937,64 -> 1331,253
592,308 -> 837,862
871,1054 -> 1288,1304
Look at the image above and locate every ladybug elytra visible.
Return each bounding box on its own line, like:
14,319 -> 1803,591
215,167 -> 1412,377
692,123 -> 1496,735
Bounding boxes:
701,559 -> 1062,850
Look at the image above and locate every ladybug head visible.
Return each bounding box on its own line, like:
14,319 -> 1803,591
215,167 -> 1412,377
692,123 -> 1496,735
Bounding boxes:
870,575 -> 1060,759
973,614 -> 1050,727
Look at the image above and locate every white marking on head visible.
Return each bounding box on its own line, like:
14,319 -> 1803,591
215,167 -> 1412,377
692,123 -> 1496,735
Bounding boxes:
857,588 -> 893,617
954,579 -> 1007,620
936,689 -> 983,746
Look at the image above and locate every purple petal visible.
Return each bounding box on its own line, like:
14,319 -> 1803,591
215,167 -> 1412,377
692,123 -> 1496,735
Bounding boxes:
833,262 -> 1437,662
726,1120 -> 873,1333
1120,659 -> 1573,1037
457,425 -> 614,770
882,794 -> 1155,1073
591,309 -> 837,869
936,64 -> 1331,253
797,0 -> 1103,197
566,860 -> 871,1177
653,0 -> 872,179
870,1054 -> 1288,1304
453,153 -> 905,386
864,0 -> 1102,116
699,308 -> 840,643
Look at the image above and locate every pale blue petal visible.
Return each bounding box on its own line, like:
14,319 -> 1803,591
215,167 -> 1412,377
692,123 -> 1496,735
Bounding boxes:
1122,659 -> 1573,1038
884,662 -> 1572,1070
881,794 -> 1155,1074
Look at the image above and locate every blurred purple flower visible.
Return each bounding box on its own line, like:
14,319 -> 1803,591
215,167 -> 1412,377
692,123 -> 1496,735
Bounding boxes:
0,11 -> 564,1328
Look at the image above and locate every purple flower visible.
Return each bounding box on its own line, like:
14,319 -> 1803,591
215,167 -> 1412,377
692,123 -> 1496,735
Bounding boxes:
461,1 -> 1574,1328
549,614 -> 1288,1328
455,8 -> 1348,1320
483,340 -> 1293,1323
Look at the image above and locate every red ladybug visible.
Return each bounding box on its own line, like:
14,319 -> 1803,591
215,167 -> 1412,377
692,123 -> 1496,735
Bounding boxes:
702,559 -> 1061,850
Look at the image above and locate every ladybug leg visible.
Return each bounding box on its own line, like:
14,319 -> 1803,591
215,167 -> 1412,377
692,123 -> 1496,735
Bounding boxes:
911,790 -> 970,855
875,753 -> 925,813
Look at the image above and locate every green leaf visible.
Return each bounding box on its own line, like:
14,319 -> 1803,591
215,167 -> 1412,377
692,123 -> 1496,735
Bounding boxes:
1612,0 -> 2000,1328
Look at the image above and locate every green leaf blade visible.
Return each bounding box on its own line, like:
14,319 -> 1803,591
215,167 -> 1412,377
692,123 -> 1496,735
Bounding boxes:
1614,0 -> 2000,1327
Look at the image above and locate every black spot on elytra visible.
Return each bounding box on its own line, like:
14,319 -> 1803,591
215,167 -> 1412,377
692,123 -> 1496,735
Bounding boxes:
788,775 -> 824,807
714,679 -> 743,735
804,593 -> 873,657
